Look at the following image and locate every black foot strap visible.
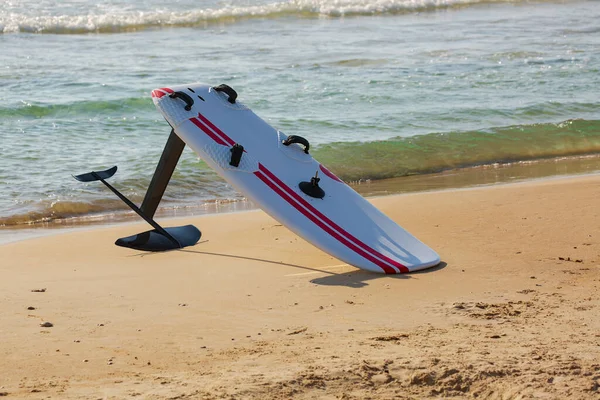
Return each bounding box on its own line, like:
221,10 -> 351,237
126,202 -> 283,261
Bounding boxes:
282,135 -> 310,154
213,84 -> 238,104
169,91 -> 194,111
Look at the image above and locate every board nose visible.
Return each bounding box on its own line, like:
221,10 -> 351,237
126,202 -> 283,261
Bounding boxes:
151,87 -> 174,100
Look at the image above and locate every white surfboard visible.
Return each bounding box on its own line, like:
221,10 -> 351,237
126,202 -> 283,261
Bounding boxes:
151,83 -> 440,273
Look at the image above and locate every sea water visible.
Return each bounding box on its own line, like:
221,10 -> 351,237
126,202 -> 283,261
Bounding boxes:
1,0 -> 599,226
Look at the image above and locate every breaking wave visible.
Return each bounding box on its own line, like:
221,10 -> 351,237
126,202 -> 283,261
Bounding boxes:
314,119 -> 600,181
2,118 -> 599,227
1,0 -> 549,34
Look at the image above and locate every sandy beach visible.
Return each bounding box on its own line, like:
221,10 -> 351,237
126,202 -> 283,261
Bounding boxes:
1,174 -> 599,399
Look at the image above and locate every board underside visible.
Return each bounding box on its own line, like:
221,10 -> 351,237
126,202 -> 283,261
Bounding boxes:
152,83 -> 440,273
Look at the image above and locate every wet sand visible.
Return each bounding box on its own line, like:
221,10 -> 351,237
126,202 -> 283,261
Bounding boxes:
4,154 -> 600,238
1,174 -> 599,399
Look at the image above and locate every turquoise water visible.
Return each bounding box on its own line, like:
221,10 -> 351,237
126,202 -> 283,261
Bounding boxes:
1,0 -> 599,226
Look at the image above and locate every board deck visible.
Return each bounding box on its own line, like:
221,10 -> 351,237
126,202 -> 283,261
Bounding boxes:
152,83 -> 440,273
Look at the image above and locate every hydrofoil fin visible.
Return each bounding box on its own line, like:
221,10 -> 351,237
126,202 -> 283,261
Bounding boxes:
73,130 -> 201,251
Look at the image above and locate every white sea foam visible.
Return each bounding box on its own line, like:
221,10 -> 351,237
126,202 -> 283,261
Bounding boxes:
0,0 -> 526,34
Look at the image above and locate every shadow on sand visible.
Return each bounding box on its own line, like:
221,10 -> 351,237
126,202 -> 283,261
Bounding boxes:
310,262 -> 448,288
131,241 -> 342,276
131,240 -> 447,288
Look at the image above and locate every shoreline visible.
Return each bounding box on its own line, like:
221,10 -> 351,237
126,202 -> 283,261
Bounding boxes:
3,153 -> 600,244
1,171 -> 599,398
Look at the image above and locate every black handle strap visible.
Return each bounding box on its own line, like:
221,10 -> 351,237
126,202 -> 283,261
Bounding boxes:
213,84 -> 237,104
282,135 -> 310,154
169,91 -> 194,111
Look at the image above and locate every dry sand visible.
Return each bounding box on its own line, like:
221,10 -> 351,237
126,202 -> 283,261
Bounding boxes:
1,174 -> 599,399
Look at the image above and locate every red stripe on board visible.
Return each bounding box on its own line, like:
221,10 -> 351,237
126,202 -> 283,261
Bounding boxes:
254,171 -> 397,274
190,118 -> 228,146
197,112 -> 236,146
259,164 -> 409,273
319,164 -> 343,183
160,87 -> 174,94
186,112 -> 407,273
